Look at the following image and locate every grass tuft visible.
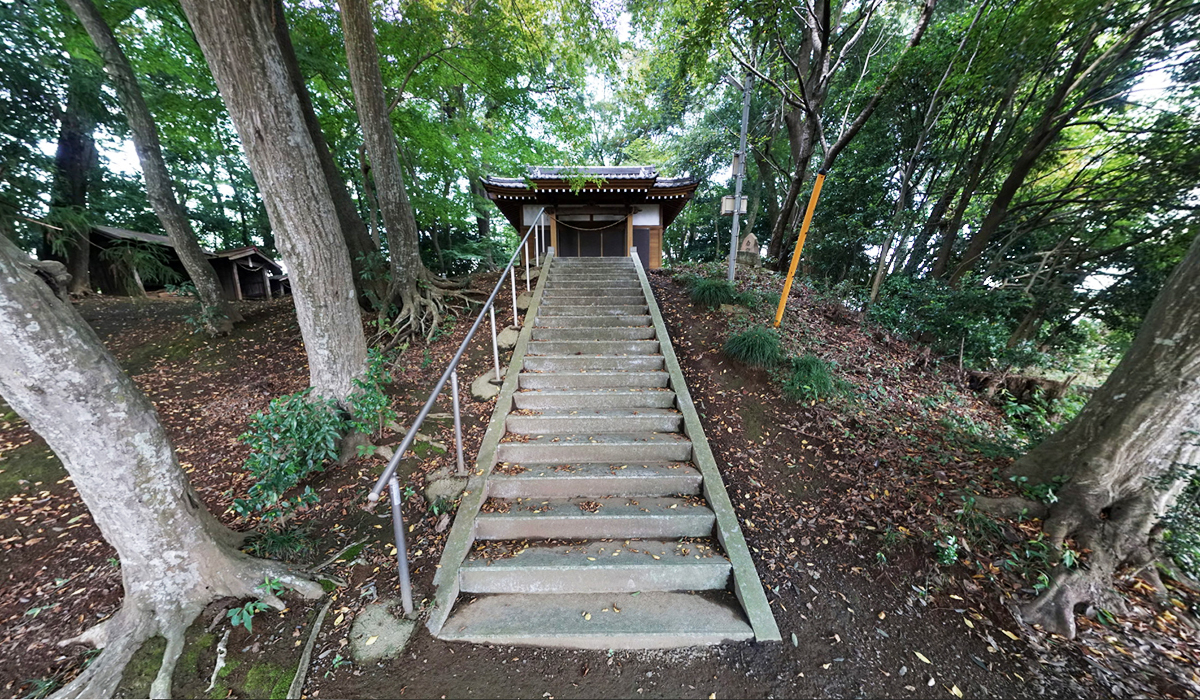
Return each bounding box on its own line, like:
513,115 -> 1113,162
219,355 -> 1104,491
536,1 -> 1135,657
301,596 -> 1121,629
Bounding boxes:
689,277 -> 739,309
244,527 -> 314,561
723,327 -> 784,367
781,354 -> 843,402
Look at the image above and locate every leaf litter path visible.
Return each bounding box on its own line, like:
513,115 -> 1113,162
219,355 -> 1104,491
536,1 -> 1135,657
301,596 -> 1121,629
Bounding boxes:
0,273 -> 1189,698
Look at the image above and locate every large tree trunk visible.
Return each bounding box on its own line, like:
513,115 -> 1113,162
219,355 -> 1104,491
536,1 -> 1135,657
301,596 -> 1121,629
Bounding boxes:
765,106 -> 819,267
64,0 -> 240,334
339,0 -> 462,339
270,0 -> 386,310
1006,234 -> 1200,638
469,176 -> 496,271
180,0 -> 367,402
0,236 -> 321,699
50,62 -> 101,295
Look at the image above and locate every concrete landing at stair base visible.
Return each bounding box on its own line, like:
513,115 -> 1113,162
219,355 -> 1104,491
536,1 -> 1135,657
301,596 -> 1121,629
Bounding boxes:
439,591 -> 753,649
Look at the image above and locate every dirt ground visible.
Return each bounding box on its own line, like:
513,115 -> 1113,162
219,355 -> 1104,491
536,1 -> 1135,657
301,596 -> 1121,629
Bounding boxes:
1,267 -> 1197,699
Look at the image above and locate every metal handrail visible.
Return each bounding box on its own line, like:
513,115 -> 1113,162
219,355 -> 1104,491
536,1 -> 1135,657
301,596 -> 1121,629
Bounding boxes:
367,207 -> 548,614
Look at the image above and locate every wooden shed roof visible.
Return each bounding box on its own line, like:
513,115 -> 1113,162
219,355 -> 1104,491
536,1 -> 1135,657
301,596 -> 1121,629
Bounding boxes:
91,225 -> 282,273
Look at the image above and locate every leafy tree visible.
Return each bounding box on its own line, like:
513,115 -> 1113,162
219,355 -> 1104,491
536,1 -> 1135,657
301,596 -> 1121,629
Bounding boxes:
0,234 -> 322,698
64,0 -> 241,333
1004,234 -> 1200,639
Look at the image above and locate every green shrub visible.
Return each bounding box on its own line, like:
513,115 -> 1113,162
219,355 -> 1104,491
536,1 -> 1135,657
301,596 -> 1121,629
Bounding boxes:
1159,446 -> 1200,580
233,389 -> 344,522
781,354 -> 842,402
235,349 -> 397,523
689,277 -> 739,309
867,276 -> 1032,369
245,527 -> 315,561
723,327 -> 783,367
347,349 -> 398,445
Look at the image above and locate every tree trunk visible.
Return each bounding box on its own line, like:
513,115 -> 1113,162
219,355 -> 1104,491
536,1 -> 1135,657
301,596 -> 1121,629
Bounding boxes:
765,107 -> 818,266
50,62 -> 101,295
64,0 -> 240,334
339,0 -> 460,339
929,71 -> 1018,279
470,176 -> 495,270
1007,234 -> 1200,638
180,0 -> 367,402
0,236 -> 321,699
270,0 -> 385,311
358,145 -> 382,249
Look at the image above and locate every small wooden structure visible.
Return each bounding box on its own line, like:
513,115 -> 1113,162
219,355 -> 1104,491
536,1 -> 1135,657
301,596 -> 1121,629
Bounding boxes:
89,225 -> 288,299
480,166 -> 699,269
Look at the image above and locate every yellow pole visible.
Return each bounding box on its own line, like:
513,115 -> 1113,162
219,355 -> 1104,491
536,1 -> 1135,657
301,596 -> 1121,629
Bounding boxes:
774,171 -> 827,328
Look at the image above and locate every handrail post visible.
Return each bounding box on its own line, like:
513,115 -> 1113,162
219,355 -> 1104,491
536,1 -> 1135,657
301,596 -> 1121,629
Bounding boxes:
387,476 -> 414,615
450,370 -> 465,477
489,305 -> 501,384
535,216 -> 541,267
510,266 -> 519,327
365,206 -> 547,607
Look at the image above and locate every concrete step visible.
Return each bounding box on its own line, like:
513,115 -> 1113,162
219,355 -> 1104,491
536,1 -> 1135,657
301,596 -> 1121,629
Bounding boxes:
513,388 -> 676,410
506,408 -> 682,435
496,433 -> 692,463
521,355 -> 665,372
438,591 -> 753,649
527,340 -> 660,356
519,369 -> 669,388
553,259 -> 635,265
548,277 -> 640,284
536,315 -> 652,328
542,295 -> 646,305
475,496 -> 714,540
459,539 -> 730,594
549,271 -> 643,276
532,326 -> 656,341
539,305 -> 649,316
441,590 -> 753,653
488,462 -> 701,498
547,279 -> 641,287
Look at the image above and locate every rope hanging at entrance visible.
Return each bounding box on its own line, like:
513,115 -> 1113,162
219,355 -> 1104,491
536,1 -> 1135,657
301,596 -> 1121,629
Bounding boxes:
556,215 -> 631,231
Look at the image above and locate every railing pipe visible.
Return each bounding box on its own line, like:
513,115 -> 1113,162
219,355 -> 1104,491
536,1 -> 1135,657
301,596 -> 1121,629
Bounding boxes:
489,305 -> 501,384
387,476 -> 414,615
450,370 -> 465,477
367,206 -> 544,504
510,266 -> 519,327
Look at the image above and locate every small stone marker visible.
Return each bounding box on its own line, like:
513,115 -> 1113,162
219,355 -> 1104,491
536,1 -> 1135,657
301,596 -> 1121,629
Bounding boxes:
424,465 -> 467,502
497,326 -> 519,349
349,599 -> 416,663
471,368 -> 506,401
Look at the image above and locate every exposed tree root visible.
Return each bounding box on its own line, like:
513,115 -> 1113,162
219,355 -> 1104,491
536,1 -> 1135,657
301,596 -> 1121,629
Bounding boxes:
972,495 -> 1049,521
377,268 -> 480,347
1011,481 -> 1187,639
54,553 -> 321,699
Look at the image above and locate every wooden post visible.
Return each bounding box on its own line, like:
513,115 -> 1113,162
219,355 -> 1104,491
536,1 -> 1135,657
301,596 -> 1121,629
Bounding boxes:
626,208 -> 634,257
550,210 -> 557,252
262,267 -> 271,299
231,262 -> 243,301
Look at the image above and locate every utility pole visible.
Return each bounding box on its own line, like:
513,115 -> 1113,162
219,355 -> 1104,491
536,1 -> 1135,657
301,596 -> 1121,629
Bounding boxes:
726,73 -> 752,283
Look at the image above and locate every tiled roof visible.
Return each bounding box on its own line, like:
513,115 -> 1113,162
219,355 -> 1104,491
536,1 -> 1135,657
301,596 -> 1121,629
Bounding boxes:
482,166 -> 696,189
528,165 -> 657,179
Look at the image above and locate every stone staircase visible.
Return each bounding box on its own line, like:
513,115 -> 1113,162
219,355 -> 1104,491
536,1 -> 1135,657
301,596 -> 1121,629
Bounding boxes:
429,255 -> 779,648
